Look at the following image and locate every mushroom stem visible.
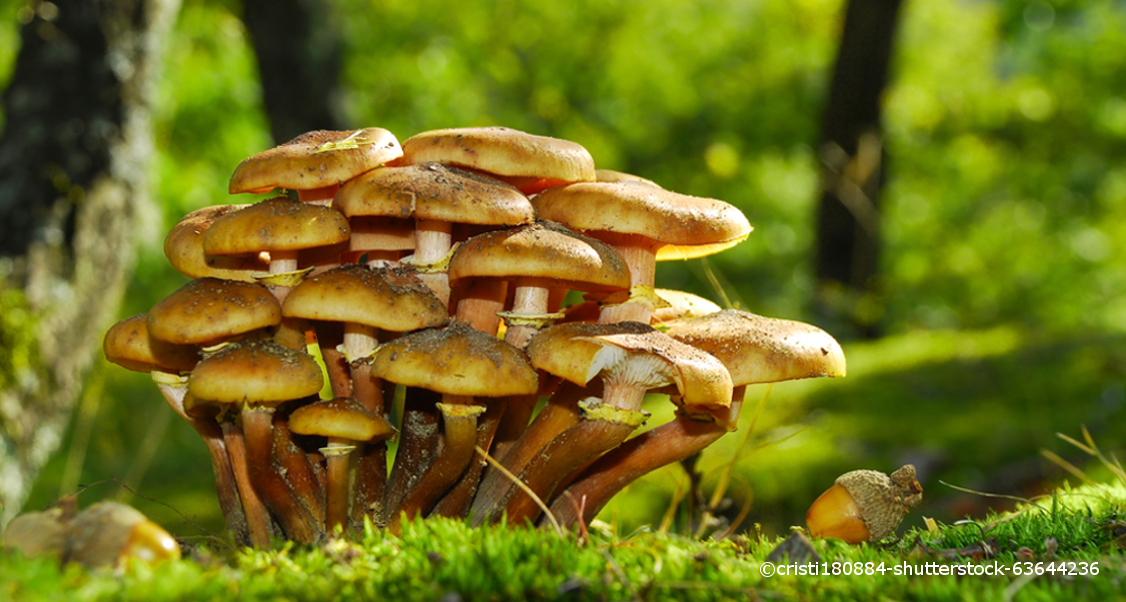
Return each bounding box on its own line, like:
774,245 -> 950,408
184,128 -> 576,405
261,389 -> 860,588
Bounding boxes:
470,382 -> 590,526
413,220 -> 453,304
546,392 -> 745,529
389,398 -> 483,532
491,409 -> 642,527
322,437 -> 354,534
267,250 -> 300,305
351,443 -> 388,531
503,284 -> 551,348
297,185 -> 339,206
452,279 -> 507,335
343,323 -> 381,413
153,377 -> 248,543
218,416 -> 274,548
429,400 -> 507,519
384,387 -> 441,523
597,235 -> 659,324
242,407 -> 322,543
316,323 -> 353,398
271,405 -> 327,529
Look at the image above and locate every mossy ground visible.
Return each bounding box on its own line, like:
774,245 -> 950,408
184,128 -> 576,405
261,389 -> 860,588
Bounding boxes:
4,481 -> 1125,602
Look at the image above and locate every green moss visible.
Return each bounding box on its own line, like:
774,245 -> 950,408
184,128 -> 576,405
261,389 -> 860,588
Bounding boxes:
3,495 -> 1125,602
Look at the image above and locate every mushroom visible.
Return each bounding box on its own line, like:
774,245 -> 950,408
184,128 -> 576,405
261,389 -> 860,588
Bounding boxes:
334,162 -> 534,305
230,127 -> 403,205
367,321 -> 538,530
472,321 -> 732,526
288,396 -> 396,533
546,309 -> 847,528
188,338 -> 325,544
102,314 -> 253,542
145,278 -> 282,347
533,181 -> 751,324
396,126 -> 596,194
202,196 -> 351,306
164,204 -> 269,281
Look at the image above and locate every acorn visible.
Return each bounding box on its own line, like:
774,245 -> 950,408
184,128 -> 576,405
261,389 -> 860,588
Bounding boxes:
805,464 -> 923,543
66,501 -> 182,567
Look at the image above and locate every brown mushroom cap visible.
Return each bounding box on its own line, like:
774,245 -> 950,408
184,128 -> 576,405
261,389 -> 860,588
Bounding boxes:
368,321 -> 538,397
202,196 -> 351,256
650,290 -> 723,324
527,321 -> 733,407
282,264 -> 449,332
103,314 -> 199,373
532,181 -> 752,260
146,278 -> 282,346
334,162 -> 534,227
663,309 -> 846,385
594,169 -> 659,186
288,396 -> 395,442
398,127 -> 595,184
187,339 -> 323,404
164,205 -> 269,281
447,221 -> 631,293
229,127 -> 403,194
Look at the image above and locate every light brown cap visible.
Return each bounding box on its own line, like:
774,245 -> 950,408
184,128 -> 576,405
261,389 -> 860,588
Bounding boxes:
288,396 -> 395,441
532,181 -> 752,260
283,265 -> 448,332
447,221 -> 631,293
188,338 -> 323,404
369,321 -> 537,397
398,127 -> 595,186
164,205 -> 269,281
663,309 -> 846,386
527,322 -> 733,407
334,163 -> 534,227
104,314 -> 199,373
650,290 -> 723,324
203,196 -> 350,255
229,128 -> 403,194
147,278 -> 282,346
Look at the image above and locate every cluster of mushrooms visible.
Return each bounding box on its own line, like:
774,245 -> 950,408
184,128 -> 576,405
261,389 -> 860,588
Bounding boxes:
102,126 -> 847,546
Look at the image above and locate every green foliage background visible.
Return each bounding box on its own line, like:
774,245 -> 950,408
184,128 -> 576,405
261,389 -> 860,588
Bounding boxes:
3,0 -> 1124,538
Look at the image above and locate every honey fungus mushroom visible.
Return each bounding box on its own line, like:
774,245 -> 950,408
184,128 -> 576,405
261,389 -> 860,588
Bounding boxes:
546,310 -> 847,528
230,127 -> 403,204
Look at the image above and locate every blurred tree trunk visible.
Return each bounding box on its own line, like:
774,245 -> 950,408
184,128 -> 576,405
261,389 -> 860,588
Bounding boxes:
241,0 -> 345,143
0,0 -> 180,526
813,0 -> 903,339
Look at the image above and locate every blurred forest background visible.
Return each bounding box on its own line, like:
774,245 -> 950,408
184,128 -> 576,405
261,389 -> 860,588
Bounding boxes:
1,0 -> 1125,540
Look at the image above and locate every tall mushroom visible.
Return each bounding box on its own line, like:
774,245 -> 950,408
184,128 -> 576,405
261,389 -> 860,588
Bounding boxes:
230,127 -> 403,205
533,181 -> 751,324
367,321 -> 538,530
188,339 -> 325,544
546,309 -> 847,528
472,321 -> 732,526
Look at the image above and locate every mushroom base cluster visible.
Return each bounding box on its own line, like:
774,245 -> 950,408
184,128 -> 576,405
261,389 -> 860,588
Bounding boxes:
103,125 -> 846,546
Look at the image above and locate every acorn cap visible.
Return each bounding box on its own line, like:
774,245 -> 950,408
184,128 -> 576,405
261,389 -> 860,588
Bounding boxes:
398,127 -> 595,185
288,396 -> 395,442
283,265 -> 448,332
334,162 -> 534,227
447,221 -> 631,293
663,309 -> 846,386
229,127 -> 403,194
188,339 -> 323,404
526,321 -> 733,408
146,278 -> 281,346
203,196 -> 350,256
532,181 -> 751,260
104,314 -> 199,373
164,205 -> 269,281
368,321 -> 538,397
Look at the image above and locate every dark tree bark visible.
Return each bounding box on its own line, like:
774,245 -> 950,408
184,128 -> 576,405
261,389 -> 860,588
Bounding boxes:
813,0 -> 903,339
0,0 -> 180,526
241,0 -> 345,143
